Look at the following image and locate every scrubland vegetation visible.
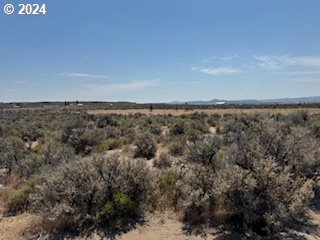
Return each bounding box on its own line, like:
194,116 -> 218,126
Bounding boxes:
0,108 -> 319,239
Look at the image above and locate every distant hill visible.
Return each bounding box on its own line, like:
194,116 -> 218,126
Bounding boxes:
170,96 -> 320,105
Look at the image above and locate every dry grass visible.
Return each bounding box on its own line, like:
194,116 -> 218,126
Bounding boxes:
0,213 -> 43,240
88,108 -> 320,116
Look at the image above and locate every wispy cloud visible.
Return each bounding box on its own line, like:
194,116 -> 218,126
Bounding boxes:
281,70 -> 320,75
83,79 -> 160,93
254,55 -> 320,71
221,55 -> 239,61
201,57 -> 216,63
192,66 -> 240,75
62,72 -> 110,79
201,55 -> 238,63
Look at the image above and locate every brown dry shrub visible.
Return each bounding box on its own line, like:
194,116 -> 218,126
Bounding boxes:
31,154 -> 157,232
0,187 -> 30,214
175,113 -> 317,235
134,132 -> 157,159
153,152 -> 172,170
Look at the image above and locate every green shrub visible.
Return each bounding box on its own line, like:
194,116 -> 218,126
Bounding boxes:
150,124 -> 162,135
189,120 -> 209,134
159,170 -> 178,193
177,115 -> 318,235
134,132 -> 157,159
0,187 -> 30,213
96,193 -> 135,220
32,155 -> 157,231
0,136 -> 25,176
170,121 -> 186,136
207,114 -> 221,127
169,140 -> 184,156
187,136 -> 222,168
62,127 -> 106,155
94,138 -> 124,152
214,161 -> 314,234
158,170 -> 184,211
97,115 -> 119,128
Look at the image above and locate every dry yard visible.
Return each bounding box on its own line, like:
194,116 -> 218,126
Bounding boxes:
0,108 -> 320,240
0,210 -> 319,240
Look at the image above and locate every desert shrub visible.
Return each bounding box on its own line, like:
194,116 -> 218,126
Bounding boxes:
1,109 -> 318,237
95,192 -> 135,222
159,170 -> 178,193
214,159 -> 314,234
153,152 -> 172,170
31,155 -> 157,233
174,114 -> 318,235
187,136 -> 222,168
96,115 -> 119,128
104,126 -> 122,138
222,114 -> 320,179
188,112 -> 207,120
149,123 -> 162,135
62,127 -> 106,155
0,136 -> 26,177
169,140 -> 184,156
158,169 -> 185,211
94,138 -> 124,153
134,132 -> 157,159
41,140 -> 75,166
0,137 -> 41,180
184,128 -> 202,142
170,120 -> 186,136
121,128 -> 136,144
19,123 -> 45,142
177,156 -> 315,234
140,118 -> 163,136
108,138 -> 123,150
287,110 -> 309,126
175,158 -> 217,224
311,121 -> 320,139
207,114 -> 221,127
217,114 -> 317,233
189,120 -> 209,134
313,183 -> 320,210
0,187 -> 30,214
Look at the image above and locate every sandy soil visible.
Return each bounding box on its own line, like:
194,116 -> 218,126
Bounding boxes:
0,212 -> 43,240
0,210 -> 319,240
87,108 -> 320,116
118,213 -> 208,240
119,210 -> 320,240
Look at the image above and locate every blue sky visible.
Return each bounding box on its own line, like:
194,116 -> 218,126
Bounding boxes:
1,0 -> 320,102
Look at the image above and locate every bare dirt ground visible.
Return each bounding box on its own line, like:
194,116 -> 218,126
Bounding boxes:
0,210 -> 319,240
0,211 -> 43,240
118,212 -> 222,240
120,212 -> 320,240
87,108 -> 320,116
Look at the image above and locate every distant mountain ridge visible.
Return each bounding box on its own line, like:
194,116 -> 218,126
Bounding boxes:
170,96 -> 320,105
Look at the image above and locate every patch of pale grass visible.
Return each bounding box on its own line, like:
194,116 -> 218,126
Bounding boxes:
0,213 -> 43,240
